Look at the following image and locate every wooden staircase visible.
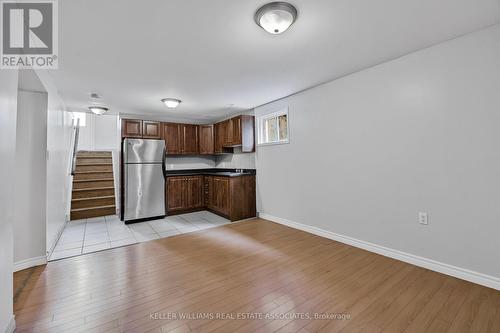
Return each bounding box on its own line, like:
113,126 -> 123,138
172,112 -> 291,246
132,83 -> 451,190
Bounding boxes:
71,151 -> 116,220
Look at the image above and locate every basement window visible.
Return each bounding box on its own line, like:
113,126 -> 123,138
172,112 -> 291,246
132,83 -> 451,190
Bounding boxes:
72,112 -> 87,127
257,108 -> 289,146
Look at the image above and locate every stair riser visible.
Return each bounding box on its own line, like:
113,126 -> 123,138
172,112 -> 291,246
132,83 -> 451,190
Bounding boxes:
71,206 -> 116,220
76,165 -> 113,172
72,197 -> 116,209
74,172 -> 114,180
72,188 -> 115,199
77,152 -> 112,157
77,158 -> 112,164
73,180 -> 114,189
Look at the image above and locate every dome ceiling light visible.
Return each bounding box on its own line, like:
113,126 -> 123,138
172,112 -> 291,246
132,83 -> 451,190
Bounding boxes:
88,106 -> 109,115
88,93 -> 109,115
254,2 -> 298,35
161,98 -> 182,108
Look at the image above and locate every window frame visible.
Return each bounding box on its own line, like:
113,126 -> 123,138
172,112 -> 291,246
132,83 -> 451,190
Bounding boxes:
257,108 -> 290,146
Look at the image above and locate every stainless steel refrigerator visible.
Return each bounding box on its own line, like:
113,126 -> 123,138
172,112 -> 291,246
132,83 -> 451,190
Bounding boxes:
123,138 -> 166,223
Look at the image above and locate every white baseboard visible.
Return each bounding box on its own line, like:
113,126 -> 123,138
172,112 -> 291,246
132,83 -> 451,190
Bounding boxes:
47,220 -> 67,259
2,316 -> 15,333
14,255 -> 47,272
259,213 -> 500,291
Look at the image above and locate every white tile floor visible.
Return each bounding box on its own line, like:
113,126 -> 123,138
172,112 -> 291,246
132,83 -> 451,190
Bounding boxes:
49,211 -> 230,260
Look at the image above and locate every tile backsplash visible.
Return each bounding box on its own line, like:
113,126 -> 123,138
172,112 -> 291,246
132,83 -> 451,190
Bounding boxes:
216,149 -> 256,169
165,156 -> 215,170
165,150 -> 256,170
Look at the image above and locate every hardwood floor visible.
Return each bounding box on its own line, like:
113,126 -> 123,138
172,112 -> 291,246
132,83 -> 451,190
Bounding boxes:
13,218 -> 500,332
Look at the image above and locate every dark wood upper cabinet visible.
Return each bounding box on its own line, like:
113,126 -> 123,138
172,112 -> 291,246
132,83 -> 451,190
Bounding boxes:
142,121 -> 161,139
215,120 -> 233,154
122,119 -> 143,138
162,123 -> 198,155
181,124 -> 199,154
226,116 -> 241,146
218,115 -> 254,152
124,116 -> 254,154
214,122 -> 223,154
162,123 -> 181,154
198,125 -> 214,155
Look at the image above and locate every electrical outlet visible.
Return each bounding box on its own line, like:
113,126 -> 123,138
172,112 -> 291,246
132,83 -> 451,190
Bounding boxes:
418,212 -> 428,225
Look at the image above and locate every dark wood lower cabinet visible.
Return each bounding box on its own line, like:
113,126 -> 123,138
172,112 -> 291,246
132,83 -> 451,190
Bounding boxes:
228,175 -> 256,221
166,177 -> 186,212
204,176 -> 213,210
167,175 -> 256,221
212,177 -> 230,216
186,176 -> 204,209
166,176 -> 204,213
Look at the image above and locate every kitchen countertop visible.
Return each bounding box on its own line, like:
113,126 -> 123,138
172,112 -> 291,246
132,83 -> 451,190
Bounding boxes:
164,168 -> 256,178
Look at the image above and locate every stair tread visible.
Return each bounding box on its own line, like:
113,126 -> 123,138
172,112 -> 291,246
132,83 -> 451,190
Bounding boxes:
77,152 -> 111,155
71,204 -> 116,212
74,178 -> 114,182
72,195 -> 115,202
76,155 -> 111,157
73,186 -> 115,192
75,171 -> 112,174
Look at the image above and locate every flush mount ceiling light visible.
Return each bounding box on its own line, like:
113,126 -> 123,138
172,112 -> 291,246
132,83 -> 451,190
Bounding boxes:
161,98 -> 182,108
88,106 -> 109,115
254,2 -> 297,35
88,93 -> 109,115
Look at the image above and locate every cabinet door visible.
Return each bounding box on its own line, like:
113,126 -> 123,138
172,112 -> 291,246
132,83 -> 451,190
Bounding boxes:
162,123 -> 181,154
215,121 -> 227,153
143,121 -> 161,139
218,177 -> 230,216
122,119 -> 143,138
225,119 -> 233,146
214,123 -> 222,153
167,177 -> 185,211
199,125 -> 214,155
182,124 -> 199,154
231,116 -> 242,145
186,176 -> 203,209
213,177 -> 230,216
224,119 -> 235,146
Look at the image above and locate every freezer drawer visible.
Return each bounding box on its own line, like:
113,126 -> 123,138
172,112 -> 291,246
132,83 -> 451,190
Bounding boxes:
124,163 -> 165,221
124,138 -> 165,164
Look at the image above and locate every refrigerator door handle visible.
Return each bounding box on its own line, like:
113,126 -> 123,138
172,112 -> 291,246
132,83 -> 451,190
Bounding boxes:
162,145 -> 167,177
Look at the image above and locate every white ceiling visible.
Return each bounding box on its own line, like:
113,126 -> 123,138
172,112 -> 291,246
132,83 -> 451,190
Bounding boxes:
50,0 -> 500,122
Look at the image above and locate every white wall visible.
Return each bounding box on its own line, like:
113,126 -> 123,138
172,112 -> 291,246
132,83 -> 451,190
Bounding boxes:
255,25 -> 500,285
35,71 -> 75,255
0,71 -> 18,333
14,89 -> 48,268
78,113 -> 120,151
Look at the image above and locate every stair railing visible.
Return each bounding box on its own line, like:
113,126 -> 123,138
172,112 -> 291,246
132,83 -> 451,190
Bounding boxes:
70,118 -> 80,176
